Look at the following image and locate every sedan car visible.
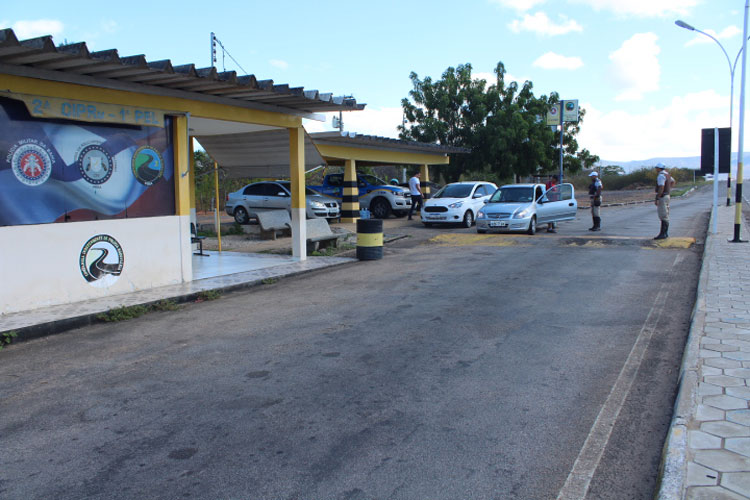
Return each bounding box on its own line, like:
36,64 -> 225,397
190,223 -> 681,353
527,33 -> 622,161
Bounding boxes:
476,183 -> 577,234
225,181 -> 340,224
421,181 -> 497,228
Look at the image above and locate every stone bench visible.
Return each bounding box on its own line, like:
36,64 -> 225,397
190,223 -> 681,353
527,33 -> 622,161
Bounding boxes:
306,218 -> 342,253
256,210 -> 292,240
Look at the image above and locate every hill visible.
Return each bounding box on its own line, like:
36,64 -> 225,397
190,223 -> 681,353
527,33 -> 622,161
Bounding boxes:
597,153 -> 750,173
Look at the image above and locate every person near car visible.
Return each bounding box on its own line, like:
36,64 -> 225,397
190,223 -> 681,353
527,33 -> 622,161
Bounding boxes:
588,171 -> 602,231
407,171 -> 422,220
545,175 -> 559,233
653,162 -> 674,240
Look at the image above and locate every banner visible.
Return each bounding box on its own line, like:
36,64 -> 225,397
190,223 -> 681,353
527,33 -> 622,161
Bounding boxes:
0,97 -> 175,226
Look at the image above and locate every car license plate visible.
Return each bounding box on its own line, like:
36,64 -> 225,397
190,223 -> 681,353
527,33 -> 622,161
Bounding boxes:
489,221 -> 508,227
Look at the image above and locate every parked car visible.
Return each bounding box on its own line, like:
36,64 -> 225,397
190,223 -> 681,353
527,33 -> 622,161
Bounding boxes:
309,174 -> 411,219
421,181 -> 498,228
475,183 -> 577,234
225,181 -> 340,224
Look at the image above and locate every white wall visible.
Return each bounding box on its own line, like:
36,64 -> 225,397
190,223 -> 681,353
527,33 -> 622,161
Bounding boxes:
0,216 -> 192,315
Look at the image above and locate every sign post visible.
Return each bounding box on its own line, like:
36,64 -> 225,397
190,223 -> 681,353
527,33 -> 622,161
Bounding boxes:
547,100 -> 579,185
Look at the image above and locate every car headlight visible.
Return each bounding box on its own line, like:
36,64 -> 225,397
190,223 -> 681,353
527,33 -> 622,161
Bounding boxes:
514,207 -> 532,219
448,201 -> 464,209
477,210 -> 485,218
310,201 -> 326,209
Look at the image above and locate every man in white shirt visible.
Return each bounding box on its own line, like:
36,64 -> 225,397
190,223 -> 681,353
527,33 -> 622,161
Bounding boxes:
407,172 -> 422,220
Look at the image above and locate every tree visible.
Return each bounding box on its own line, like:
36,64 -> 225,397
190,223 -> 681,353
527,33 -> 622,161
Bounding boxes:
400,62 -> 591,182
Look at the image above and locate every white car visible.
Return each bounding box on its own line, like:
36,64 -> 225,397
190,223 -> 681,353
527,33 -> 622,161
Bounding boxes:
421,181 -> 498,228
475,183 -> 577,234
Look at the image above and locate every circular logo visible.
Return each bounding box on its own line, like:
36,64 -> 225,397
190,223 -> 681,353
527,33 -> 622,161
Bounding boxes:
132,146 -> 165,185
565,101 -> 576,111
77,144 -> 114,185
79,234 -> 124,287
10,141 -> 53,186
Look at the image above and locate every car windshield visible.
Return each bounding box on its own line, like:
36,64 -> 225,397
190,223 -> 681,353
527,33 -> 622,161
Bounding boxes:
433,184 -> 473,199
277,181 -> 318,196
360,174 -> 388,186
489,187 -> 534,203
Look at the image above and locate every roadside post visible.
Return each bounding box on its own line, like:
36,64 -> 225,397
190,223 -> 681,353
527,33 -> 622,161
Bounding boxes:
700,128 -> 730,235
733,0 -> 749,243
547,100 -> 579,185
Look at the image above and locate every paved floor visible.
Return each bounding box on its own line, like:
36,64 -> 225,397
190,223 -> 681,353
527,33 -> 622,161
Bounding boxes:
659,203 -> 750,500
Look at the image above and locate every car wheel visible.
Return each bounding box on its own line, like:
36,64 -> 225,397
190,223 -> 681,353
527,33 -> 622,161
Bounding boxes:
370,198 -> 391,219
234,207 -> 249,224
462,210 -> 474,228
527,216 -> 537,235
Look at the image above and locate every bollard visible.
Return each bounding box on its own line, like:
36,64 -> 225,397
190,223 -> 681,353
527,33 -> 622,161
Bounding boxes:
356,218 -> 383,260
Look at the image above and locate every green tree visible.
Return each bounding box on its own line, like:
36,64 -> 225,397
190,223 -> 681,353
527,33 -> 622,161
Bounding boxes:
400,62 -> 591,182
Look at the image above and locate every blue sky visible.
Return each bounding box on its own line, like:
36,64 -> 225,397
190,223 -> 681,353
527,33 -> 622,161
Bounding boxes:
2,0 -> 748,163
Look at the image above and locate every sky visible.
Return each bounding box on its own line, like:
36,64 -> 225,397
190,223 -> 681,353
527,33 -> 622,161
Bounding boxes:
2,0 -> 749,163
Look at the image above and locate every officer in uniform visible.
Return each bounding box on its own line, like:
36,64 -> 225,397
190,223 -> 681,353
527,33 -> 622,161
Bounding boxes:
654,162 -> 674,240
588,171 -> 602,231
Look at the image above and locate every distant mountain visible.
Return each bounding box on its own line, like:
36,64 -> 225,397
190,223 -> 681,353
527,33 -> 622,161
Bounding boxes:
597,153 -> 750,174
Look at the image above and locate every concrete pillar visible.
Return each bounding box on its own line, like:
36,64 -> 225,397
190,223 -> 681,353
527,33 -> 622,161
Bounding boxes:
289,127 -> 307,260
341,159 -> 359,223
420,164 -> 431,198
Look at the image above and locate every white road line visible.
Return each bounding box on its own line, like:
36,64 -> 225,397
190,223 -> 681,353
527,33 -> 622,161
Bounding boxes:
556,280 -> 671,500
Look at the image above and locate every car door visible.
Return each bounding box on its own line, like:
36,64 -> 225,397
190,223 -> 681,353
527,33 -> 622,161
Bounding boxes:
534,184 -> 554,223
470,184 -> 489,213
264,182 -> 291,211
539,183 -> 577,222
242,183 -> 267,215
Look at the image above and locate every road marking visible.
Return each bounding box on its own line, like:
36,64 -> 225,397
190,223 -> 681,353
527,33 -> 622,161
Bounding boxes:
556,281 -> 670,500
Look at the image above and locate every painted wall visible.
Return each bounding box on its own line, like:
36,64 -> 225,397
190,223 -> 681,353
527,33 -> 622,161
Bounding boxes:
0,216 -> 191,315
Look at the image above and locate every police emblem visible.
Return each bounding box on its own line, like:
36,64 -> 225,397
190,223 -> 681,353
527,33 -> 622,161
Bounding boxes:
77,144 -> 114,185
10,140 -> 54,186
79,234 -> 124,287
132,146 -> 164,185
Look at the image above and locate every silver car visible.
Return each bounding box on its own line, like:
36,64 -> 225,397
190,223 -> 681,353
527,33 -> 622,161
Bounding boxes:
225,181 -> 340,224
476,183 -> 577,234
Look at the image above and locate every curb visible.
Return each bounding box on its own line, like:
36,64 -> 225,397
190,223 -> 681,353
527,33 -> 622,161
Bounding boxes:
655,197 -> 711,499
578,186 -> 698,210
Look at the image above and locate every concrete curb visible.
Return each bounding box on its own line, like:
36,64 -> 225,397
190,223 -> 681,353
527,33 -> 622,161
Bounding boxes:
655,197 -> 711,499
577,186 -> 698,210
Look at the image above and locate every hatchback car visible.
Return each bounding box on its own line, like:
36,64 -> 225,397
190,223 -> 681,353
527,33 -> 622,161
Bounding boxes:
421,181 -> 497,228
475,183 -> 577,234
225,181 -> 340,224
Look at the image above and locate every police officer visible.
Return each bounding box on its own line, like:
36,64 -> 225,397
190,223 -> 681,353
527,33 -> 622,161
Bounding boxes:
588,171 -> 602,231
654,162 -> 674,240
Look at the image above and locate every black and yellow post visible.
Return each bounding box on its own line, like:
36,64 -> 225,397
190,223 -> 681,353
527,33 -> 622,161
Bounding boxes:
420,164 -> 431,198
356,218 -> 383,260
734,158 -> 745,242
341,159 -> 359,223
727,175 -> 732,206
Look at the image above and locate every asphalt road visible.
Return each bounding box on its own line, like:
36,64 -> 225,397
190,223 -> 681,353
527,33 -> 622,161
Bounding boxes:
0,188 -> 711,500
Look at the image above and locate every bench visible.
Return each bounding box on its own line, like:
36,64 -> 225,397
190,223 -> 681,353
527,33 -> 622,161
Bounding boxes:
306,218 -> 342,253
190,222 -> 208,257
256,210 -> 292,240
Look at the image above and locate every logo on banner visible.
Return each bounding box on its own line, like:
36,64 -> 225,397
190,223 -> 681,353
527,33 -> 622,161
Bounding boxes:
77,144 -> 114,185
79,234 -> 124,287
132,146 -> 165,185
8,140 -> 54,186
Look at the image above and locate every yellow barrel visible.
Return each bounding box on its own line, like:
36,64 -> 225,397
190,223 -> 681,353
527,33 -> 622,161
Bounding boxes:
356,219 -> 383,260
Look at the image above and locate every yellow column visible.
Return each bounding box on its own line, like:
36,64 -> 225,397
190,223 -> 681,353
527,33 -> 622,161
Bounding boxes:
341,159 -> 359,223
173,115 -> 191,216
289,127 -> 307,259
420,164 -> 431,198
188,138 -> 196,223
214,161 -> 221,252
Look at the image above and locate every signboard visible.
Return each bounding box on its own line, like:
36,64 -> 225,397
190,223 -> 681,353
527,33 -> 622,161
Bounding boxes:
546,100 -> 579,126
0,91 -> 165,128
700,127 -> 731,174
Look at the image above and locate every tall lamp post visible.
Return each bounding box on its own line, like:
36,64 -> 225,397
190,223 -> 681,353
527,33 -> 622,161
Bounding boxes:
675,19 -> 740,206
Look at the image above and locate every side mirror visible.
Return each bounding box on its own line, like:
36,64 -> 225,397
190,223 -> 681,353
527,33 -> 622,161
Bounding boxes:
483,199 -> 489,204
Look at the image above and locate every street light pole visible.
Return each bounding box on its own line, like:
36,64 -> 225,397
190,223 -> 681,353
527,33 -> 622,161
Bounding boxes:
675,19 -> 738,206
733,0 -> 749,242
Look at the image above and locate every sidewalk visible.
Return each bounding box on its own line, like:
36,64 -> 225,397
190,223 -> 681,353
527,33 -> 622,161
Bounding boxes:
659,204 -> 750,500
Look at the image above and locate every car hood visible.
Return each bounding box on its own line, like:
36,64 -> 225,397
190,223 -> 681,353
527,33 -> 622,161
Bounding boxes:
309,193 -> 337,203
425,197 -> 468,206
481,201 -> 533,214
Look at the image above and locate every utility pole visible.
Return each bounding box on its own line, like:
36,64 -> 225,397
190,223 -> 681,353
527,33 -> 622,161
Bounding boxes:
733,0 -> 749,242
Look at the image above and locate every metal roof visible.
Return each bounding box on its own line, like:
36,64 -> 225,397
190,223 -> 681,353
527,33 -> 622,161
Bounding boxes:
0,29 -> 365,116
310,132 -> 470,155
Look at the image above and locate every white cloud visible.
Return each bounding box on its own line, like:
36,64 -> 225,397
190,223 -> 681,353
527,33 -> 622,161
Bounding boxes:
608,33 -> 660,101
685,25 -> 742,47
509,12 -> 583,36
11,19 -> 64,39
303,106 -> 404,138
489,0 -> 546,11
578,89 -> 733,161
269,59 -> 289,70
533,52 -> 584,70
570,0 -> 698,17
100,20 -> 118,34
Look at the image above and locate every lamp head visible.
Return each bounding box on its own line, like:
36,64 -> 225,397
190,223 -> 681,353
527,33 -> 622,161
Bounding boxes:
675,20 -> 696,31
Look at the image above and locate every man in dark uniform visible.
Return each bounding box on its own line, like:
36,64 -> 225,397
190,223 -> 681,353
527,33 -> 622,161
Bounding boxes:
588,171 -> 602,231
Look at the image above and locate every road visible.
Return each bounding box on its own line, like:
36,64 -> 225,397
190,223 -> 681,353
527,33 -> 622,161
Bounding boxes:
0,188 -> 711,500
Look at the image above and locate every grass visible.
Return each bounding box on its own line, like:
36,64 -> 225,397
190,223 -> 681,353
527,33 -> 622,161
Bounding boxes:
310,243 -> 355,257
96,299 -> 184,322
0,330 -> 18,350
198,222 -> 246,237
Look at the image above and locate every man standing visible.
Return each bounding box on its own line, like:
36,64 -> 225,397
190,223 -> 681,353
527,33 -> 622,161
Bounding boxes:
654,162 -> 674,240
588,171 -> 602,231
407,171 -> 422,220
